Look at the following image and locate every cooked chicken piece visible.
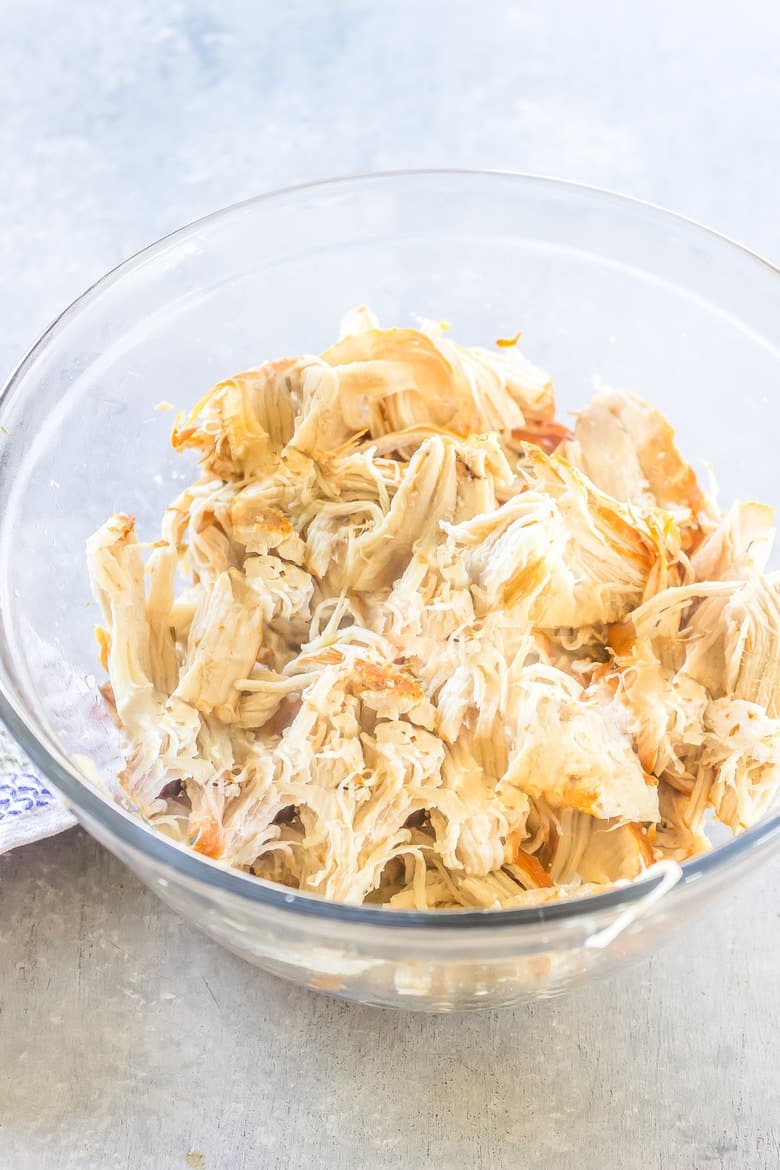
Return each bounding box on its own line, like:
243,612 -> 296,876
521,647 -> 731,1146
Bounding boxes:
344,436 -> 458,592
500,666 -> 659,823
375,528 -> 476,653
321,327 -> 484,442
691,501 -> 775,581
435,343 -> 528,434
608,577 -> 731,694
87,515 -> 225,815
343,433 -> 512,593
215,745 -> 290,868
243,555 -> 314,643
88,513 -> 159,716
654,781 -> 713,861
322,323 -> 554,449
460,341 -> 556,425
699,697 -> 780,830
288,359 -> 365,456
434,634 -> 512,745
563,387 -> 709,534
220,450 -> 321,541
723,574 -> 780,716
145,541 -> 179,695
184,715 -> 238,857
634,575 -> 780,717
349,657 -> 436,729
330,719 -> 447,901
174,568 -> 264,722
172,358 -> 300,478
261,661 -> 448,903
623,660 -> 709,778
229,502 -> 306,563
447,445 -> 682,628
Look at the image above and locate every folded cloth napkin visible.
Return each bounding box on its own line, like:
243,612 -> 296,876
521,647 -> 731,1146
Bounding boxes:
0,722 -> 75,854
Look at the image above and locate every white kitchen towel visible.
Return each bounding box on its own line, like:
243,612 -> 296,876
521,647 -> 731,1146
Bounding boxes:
0,722 -> 75,854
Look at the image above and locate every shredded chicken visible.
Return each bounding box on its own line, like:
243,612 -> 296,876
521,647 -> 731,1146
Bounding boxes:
87,309 -> 780,909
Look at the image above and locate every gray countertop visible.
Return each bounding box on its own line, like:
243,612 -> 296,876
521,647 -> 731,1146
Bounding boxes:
1,2 -> 779,1167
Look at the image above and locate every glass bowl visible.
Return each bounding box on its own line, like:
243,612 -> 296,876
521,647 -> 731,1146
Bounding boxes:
1,171 -> 779,1011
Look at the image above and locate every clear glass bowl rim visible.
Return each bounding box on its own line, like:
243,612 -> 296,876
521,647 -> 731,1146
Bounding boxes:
1,168 -> 779,931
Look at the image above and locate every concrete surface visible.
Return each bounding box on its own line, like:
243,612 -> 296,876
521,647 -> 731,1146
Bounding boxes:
1,1 -> 779,1167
